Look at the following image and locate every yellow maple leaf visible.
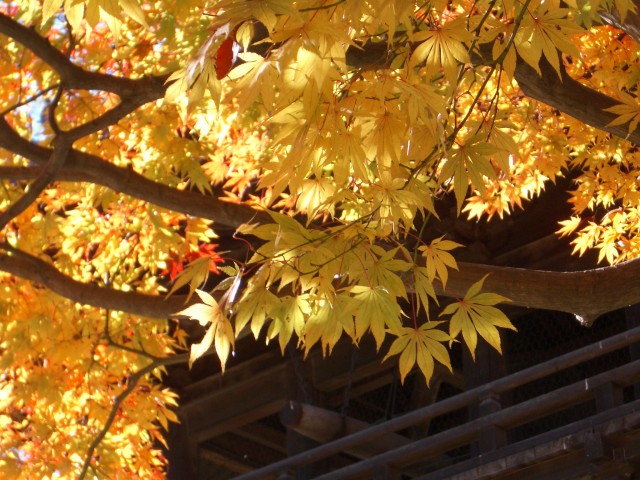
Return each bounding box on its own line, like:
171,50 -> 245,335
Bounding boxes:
383,321 -> 452,384
175,290 -> 235,371
440,275 -> 515,359
349,285 -> 402,348
439,136 -> 498,213
605,91 -> 640,135
167,256 -> 211,300
410,16 -> 475,81
419,236 -> 462,289
303,295 -> 353,357
515,4 -> 583,77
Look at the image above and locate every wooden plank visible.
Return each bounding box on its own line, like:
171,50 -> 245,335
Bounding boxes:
182,347 -> 282,400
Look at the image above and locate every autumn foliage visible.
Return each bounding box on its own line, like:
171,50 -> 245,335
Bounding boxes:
2,0 -> 640,477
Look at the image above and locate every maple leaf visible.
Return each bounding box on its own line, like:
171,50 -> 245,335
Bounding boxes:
175,290 -> 235,370
418,236 -> 462,289
348,285 -> 403,349
167,256 -> 211,299
440,136 -> 499,213
234,281 -> 281,339
558,216 -> 583,238
413,266 -> 439,315
42,0 -> 148,36
440,275 -> 515,359
605,91 -> 640,135
302,294 -> 353,357
383,322 -> 452,384
515,4 -> 583,77
409,16 -> 475,81
266,294 -> 311,353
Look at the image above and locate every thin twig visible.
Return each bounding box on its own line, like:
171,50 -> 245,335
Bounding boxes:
77,353 -> 189,480
0,83 -> 60,117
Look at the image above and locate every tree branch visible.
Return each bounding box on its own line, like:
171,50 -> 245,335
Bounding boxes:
0,231 -> 637,326
77,352 -> 190,480
513,55 -> 640,144
67,150 -> 270,226
344,37 -> 640,146
0,116 -> 269,228
0,13 -> 168,99
437,257 -> 640,325
64,92 -> 161,142
0,83 -> 60,117
599,0 -> 640,44
0,138 -> 70,230
0,247 -> 187,318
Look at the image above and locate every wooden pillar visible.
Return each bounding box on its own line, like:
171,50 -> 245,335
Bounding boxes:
594,382 -> 624,412
284,347 -> 324,479
463,335 -> 508,454
165,409 -> 198,480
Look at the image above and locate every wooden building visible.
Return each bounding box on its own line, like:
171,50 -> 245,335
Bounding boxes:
162,179 -> 640,479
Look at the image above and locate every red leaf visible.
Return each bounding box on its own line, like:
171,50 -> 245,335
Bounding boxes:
163,259 -> 184,280
215,35 -> 236,80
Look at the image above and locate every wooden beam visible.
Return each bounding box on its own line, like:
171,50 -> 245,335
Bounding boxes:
434,415 -> 640,480
280,401 -> 412,460
233,327 -> 640,480
235,423 -> 288,454
199,447 -> 254,475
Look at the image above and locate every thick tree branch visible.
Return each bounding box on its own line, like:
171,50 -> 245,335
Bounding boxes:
0,138 -> 70,230
344,40 -> 640,146
437,257 -> 640,325
0,233 -> 637,326
0,247 -> 187,318
67,151 -> 270,227
599,0 -> 640,44
0,117 -> 269,228
513,56 -> 640,144
0,13 -> 167,99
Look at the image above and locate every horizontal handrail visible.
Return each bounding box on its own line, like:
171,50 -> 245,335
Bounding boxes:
234,325 -> 640,480
314,360 -> 640,479
416,397 -> 640,480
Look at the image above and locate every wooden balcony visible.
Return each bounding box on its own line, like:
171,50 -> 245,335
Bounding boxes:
233,322 -> 640,480
166,308 -> 640,480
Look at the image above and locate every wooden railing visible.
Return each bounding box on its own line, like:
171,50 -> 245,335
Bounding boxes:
234,324 -> 640,480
